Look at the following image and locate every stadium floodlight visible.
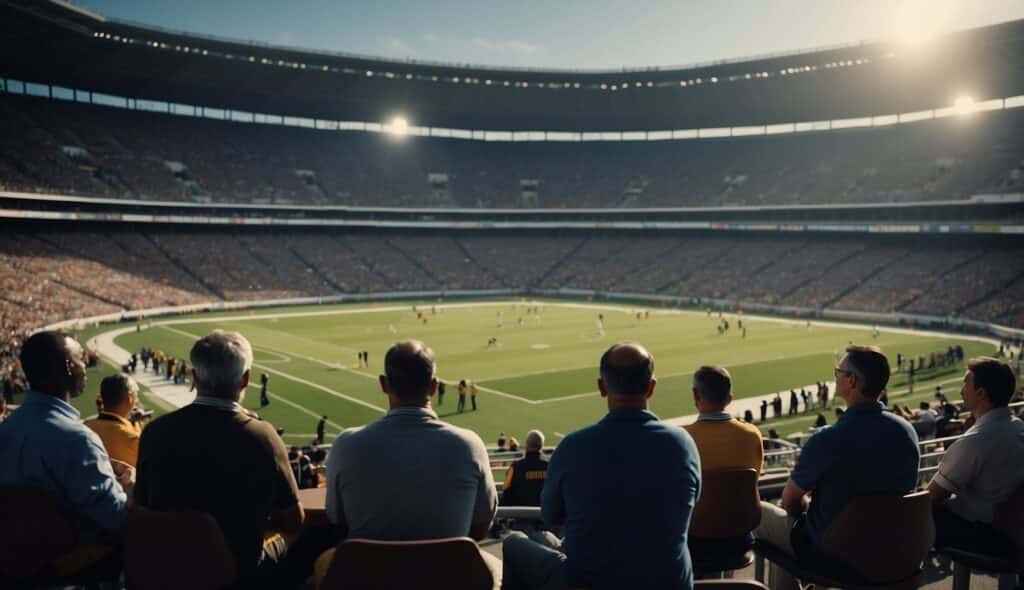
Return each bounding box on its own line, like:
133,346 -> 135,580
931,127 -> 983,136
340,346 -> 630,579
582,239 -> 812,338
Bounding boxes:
387,116 -> 409,136
953,96 -> 976,116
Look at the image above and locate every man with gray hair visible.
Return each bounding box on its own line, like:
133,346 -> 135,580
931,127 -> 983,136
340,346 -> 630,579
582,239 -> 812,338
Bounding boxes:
315,339 -> 499,587
501,429 -> 548,507
135,330 -> 303,587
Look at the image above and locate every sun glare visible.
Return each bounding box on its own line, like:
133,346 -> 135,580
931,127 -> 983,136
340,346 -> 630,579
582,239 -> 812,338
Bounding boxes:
953,96 -> 976,116
387,116 -> 409,136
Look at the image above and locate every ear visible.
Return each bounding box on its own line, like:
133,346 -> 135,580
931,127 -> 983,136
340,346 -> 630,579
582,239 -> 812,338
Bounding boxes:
379,374 -> 390,395
646,377 -> 657,400
597,378 -> 608,398
240,369 -> 250,391
726,392 -> 734,406
428,377 -> 438,398
692,388 -> 700,405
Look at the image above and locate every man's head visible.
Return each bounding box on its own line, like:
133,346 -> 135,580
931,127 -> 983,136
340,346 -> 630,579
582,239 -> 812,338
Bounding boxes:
961,357 -> 1016,415
189,330 -> 253,400
692,365 -> 732,412
525,429 -> 545,452
919,401 -> 930,411
19,331 -> 86,399
598,342 -> 655,408
835,345 -> 889,404
380,340 -> 437,405
98,373 -> 138,417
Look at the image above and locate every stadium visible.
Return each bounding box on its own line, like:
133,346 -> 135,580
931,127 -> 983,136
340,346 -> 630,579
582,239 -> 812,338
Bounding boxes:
0,1 -> 1023,589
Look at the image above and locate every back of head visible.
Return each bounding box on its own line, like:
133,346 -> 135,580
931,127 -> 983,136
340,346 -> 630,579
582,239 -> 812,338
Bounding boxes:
693,365 -> 731,407
599,342 -> 654,396
967,357 -> 1016,407
99,373 -> 136,412
844,345 -> 890,398
525,429 -> 545,452
384,340 -> 435,401
189,330 -> 253,399
20,331 -> 80,395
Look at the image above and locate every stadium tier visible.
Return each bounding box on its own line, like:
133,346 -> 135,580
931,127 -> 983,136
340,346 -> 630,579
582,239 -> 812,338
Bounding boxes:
2,93 -> 1024,207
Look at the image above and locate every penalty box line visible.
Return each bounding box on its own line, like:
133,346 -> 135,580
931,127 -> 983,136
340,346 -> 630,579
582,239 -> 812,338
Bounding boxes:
158,325 -> 387,414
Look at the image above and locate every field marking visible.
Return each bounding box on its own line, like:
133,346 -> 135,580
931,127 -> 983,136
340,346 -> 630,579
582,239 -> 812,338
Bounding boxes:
244,384 -> 347,431
553,432 -> 566,439
253,346 -> 292,363
126,299 -> 999,411
159,325 -> 387,414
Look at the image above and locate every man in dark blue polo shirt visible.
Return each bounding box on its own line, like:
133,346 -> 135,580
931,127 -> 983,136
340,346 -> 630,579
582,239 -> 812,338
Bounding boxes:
755,345 -> 919,590
502,342 -> 701,590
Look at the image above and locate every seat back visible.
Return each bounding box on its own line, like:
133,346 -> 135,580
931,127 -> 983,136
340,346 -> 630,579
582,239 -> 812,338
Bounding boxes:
320,537 -> 493,590
690,469 -> 761,539
820,491 -> 934,584
0,487 -> 77,579
992,481 -> 1024,570
124,508 -> 237,590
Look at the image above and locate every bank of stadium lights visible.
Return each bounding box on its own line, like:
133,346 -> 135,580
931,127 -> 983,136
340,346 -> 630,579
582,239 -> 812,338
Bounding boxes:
954,96 -> 976,116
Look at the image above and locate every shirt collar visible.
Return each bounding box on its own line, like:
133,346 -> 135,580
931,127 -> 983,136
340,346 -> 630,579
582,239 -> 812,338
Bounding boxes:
697,411 -> 733,422
97,411 -> 134,426
602,408 -> 660,423
191,395 -> 242,413
386,406 -> 438,419
840,400 -> 884,419
971,406 -> 1012,430
25,390 -> 80,421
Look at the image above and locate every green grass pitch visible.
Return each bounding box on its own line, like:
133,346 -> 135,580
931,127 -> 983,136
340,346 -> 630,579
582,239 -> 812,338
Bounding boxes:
70,300 -> 993,446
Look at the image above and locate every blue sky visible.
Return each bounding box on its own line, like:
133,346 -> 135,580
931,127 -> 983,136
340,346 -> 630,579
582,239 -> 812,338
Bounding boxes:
76,0 -> 1024,70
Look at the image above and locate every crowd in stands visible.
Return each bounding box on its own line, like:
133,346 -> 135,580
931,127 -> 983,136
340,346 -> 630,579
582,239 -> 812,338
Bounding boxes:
3,93 -> 1024,208
1,328 -> 1021,589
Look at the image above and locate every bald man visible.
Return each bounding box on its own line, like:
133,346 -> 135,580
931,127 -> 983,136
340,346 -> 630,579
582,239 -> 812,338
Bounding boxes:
503,342 -> 702,590
0,332 -> 130,571
317,340 -> 500,587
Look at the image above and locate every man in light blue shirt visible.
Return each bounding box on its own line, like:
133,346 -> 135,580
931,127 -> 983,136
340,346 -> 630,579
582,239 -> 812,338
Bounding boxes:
0,332 -> 129,538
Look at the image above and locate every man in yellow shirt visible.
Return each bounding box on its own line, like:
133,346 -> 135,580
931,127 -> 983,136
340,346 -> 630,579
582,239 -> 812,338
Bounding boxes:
683,365 -> 763,474
85,374 -> 143,466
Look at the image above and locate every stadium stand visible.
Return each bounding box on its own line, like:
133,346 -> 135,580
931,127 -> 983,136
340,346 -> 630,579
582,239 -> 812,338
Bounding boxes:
2,93 -> 1024,208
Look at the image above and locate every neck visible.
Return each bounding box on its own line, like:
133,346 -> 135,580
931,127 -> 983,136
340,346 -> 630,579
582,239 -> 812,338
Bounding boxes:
388,396 -> 431,410
845,393 -> 877,408
36,386 -> 70,403
607,396 -> 647,411
971,403 -> 995,421
698,404 -> 728,415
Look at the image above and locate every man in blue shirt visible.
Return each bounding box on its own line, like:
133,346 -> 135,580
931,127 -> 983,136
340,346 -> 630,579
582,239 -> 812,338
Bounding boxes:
503,342 -> 701,590
0,332 -> 130,571
755,345 -> 919,590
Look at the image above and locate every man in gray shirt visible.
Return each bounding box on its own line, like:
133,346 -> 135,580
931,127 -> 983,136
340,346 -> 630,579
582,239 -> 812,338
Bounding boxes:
317,340 -> 499,586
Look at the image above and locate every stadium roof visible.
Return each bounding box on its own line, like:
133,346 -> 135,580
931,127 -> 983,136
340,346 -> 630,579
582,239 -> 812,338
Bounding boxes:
2,0 -> 1024,131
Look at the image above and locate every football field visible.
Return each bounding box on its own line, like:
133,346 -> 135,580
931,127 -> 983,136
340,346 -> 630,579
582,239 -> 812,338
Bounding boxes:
86,300 -> 993,445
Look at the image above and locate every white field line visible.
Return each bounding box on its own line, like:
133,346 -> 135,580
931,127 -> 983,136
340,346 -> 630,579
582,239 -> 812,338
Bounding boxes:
553,432 -> 566,438
114,299 -> 998,411
159,325 -> 386,413
244,384 -> 347,431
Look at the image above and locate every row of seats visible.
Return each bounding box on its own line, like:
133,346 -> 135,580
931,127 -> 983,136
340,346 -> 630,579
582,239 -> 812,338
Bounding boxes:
2,92 -> 1023,207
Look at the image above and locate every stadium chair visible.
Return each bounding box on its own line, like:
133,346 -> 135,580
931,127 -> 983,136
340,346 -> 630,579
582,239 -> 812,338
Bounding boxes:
124,508 -> 237,590
688,469 -> 761,577
0,486 -> 121,588
936,482 -> 1024,590
319,537 -> 493,590
755,491 -> 934,589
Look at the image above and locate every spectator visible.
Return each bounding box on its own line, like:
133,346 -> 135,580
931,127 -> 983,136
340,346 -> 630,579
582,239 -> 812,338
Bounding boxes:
134,330 -> 303,586
316,340 -> 499,586
754,345 -> 919,590
502,430 -> 548,507
0,331 -> 129,574
85,373 -> 143,467
684,365 -> 763,473
497,431 -> 507,451
503,342 -> 701,590
927,357 -> 1024,553
813,413 -> 828,428
910,401 -> 938,440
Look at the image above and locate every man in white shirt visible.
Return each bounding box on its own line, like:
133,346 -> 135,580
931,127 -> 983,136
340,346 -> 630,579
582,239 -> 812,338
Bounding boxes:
928,357 -> 1024,554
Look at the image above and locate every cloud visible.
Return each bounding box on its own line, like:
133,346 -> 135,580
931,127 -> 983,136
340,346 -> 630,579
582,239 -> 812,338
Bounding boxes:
471,37 -> 540,55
